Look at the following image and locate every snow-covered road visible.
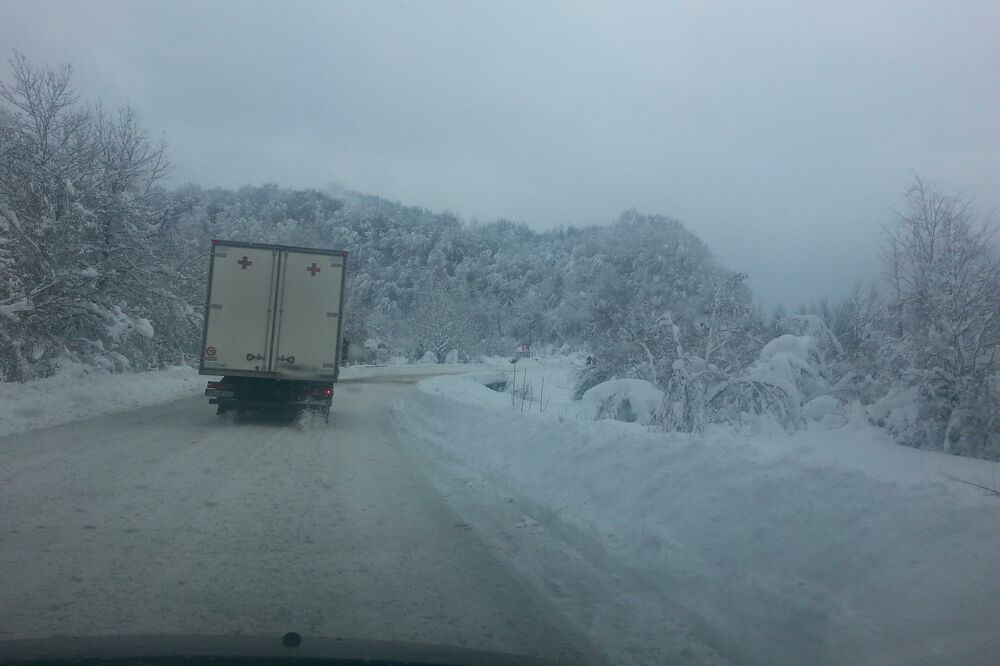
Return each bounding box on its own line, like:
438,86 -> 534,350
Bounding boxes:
0,375 -> 602,665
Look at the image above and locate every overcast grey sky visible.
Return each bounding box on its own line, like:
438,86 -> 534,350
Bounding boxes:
2,0 -> 998,307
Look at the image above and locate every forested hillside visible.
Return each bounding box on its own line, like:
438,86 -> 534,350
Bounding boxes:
2,55 -> 997,460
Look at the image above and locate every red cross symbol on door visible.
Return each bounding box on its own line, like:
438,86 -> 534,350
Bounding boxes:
306,262 -> 321,276
237,256 -> 252,270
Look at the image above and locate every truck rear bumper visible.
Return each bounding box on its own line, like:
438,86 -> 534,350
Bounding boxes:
206,378 -> 333,414
209,398 -> 330,410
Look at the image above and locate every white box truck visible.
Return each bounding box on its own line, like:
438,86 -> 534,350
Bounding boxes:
199,240 -> 348,421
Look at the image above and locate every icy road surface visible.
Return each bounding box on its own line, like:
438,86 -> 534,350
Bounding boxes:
0,375 -> 605,665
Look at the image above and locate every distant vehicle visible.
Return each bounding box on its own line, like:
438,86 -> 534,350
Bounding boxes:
199,240 -> 348,422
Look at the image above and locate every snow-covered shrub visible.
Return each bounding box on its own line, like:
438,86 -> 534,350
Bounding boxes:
703,377 -> 800,432
801,395 -> 846,428
573,360 -> 615,400
779,315 -> 844,360
581,379 -> 664,425
750,335 -> 831,405
956,373 -> 1000,460
584,292 -> 685,389
823,282 -> 884,363
869,371 -> 1000,460
867,385 -> 925,445
417,351 -> 438,364
723,334 -> 833,431
656,356 -> 723,433
657,334 -> 835,434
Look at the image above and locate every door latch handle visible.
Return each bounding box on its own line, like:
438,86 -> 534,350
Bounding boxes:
278,355 -> 296,364
246,353 -> 265,361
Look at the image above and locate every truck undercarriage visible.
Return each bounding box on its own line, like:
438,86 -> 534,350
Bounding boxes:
206,377 -> 333,421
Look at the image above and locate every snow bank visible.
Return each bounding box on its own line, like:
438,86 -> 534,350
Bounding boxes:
419,360 -> 584,418
0,366 -> 205,437
580,378 -> 663,425
398,369 -> 1000,666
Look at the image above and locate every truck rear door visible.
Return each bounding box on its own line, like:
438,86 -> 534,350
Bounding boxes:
272,250 -> 345,379
201,244 -> 278,374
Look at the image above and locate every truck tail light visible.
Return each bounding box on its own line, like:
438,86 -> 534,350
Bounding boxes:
206,380 -> 233,398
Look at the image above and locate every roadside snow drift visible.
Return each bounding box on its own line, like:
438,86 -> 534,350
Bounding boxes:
0,366 -> 205,437
397,368 -> 1000,666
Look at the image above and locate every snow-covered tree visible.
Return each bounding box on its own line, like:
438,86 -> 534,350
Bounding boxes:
0,51 -> 190,379
877,177 -> 1000,456
827,282 -> 883,362
408,275 -> 478,361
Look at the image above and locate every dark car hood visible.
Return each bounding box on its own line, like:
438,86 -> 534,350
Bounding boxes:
0,635 -> 569,666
